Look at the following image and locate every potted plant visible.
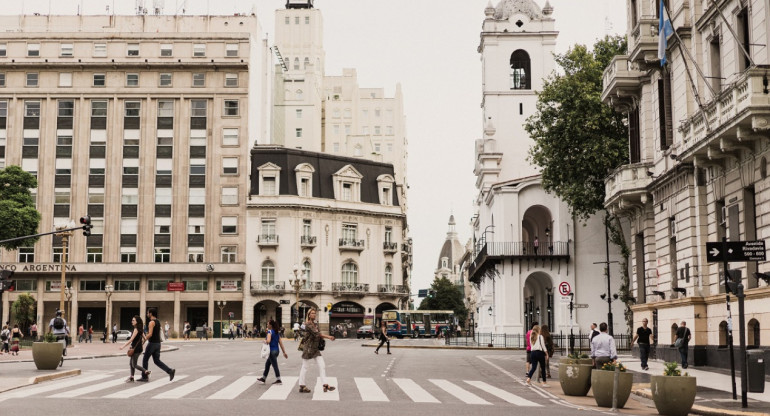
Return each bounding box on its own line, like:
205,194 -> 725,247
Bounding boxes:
651,362 -> 696,416
32,332 -> 63,370
559,354 -> 593,396
591,361 -> 633,408
561,352 -> 592,365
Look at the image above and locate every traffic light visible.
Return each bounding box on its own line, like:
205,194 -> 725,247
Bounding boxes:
0,270 -> 14,293
80,215 -> 93,236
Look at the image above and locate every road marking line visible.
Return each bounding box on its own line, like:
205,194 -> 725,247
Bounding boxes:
153,375 -> 222,399
429,379 -> 490,405
464,380 -> 541,406
104,375 -> 188,398
258,376 -> 298,400
312,377 -> 339,401
207,376 -> 258,400
392,378 -> 440,403
355,377 -> 388,402
477,356 -> 556,400
5,374 -> 111,398
49,377 -> 126,398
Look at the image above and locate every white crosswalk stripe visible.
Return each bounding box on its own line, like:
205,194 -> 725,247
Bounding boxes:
392,378 -> 440,403
355,377 -> 388,402
258,376 -> 298,400
104,376 -> 188,399
312,377 -> 339,401
49,377 -> 127,398
6,374 -> 112,398
207,376 -> 259,400
464,380 -> 541,406
153,375 -> 222,399
429,379 -> 491,405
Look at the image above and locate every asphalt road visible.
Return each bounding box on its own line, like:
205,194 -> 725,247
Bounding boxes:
0,339 -> 584,415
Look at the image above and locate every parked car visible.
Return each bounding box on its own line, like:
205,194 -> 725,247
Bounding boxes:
115,330 -> 132,341
357,325 -> 374,339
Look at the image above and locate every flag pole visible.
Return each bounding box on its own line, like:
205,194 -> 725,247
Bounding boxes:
708,0 -> 755,68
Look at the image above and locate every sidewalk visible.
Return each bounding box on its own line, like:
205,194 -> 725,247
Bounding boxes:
0,339 -> 179,365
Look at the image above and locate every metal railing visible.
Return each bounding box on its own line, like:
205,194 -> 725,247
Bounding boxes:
383,242 -> 398,251
300,235 -> 317,245
331,282 -> 369,293
445,331 -> 633,353
339,239 -> 365,249
257,234 -> 279,244
376,284 -> 408,294
300,281 -> 324,293
249,281 -> 286,293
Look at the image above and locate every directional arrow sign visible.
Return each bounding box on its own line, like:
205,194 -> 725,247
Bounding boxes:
706,240 -> 766,263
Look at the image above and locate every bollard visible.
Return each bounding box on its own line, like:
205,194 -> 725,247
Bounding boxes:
611,366 -> 619,412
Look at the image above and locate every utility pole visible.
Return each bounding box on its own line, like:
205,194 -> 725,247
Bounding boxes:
594,219 -> 619,336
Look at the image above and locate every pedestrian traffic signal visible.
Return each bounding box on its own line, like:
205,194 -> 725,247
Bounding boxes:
80,215 -> 93,236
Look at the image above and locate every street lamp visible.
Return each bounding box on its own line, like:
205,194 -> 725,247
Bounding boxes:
104,284 -> 114,341
217,300 -> 227,338
55,223 -> 74,313
288,264 -> 306,326
64,286 -> 75,334
487,306 -> 493,316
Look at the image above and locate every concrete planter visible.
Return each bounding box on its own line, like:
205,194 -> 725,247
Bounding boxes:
558,363 -> 593,396
591,369 -> 633,408
651,375 -> 696,416
32,342 -> 63,370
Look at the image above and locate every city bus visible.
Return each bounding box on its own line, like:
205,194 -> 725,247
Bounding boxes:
382,310 -> 454,338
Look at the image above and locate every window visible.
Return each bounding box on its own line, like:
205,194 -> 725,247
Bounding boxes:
159,73 -> 172,87
18,247 -> 34,263
60,43 -> 73,57
296,128 -> 303,138
375,108 -> 381,117
374,143 -> 381,152
333,143 -> 340,152
154,248 -> 171,263
262,177 -> 276,195
79,280 -> 106,291
385,227 -> 393,243
302,260 -> 311,282
115,280 -> 140,291
52,247 -> 67,263
93,73 -> 106,87
296,90 -> 303,100
342,223 -> 357,242
305,16 -> 310,24
148,279 -> 171,290
155,217 -> 171,234
224,100 -> 239,116
125,101 -> 141,117
736,7 -> 751,71
385,265 -> 393,286
261,219 -> 276,241
303,219 -> 312,237
88,188 -> 105,204
59,72 -> 72,87
27,43 -> 40,57
221,187 -> 238,205
225,73 -> 238,87
344,109 -> 351,118
0,73 -> 5,87
222,157 -> 238,175
185,279 -> 207,290
341,262 -> 358,285
226,43 -> 238,57
300,178 -> 310,197
121,219 -> 138,235
188,188 -> 206,205
296,109 -> 303,119
342,183 -> 352,201
193,43 -> 206,57
190,159 -> 205,176
126,73 -> 139,87
361,126 -> 369,135
87,248 -> 103,263
510,49 -> 531,89
187,249 -> 204,263
127,43 -> 139,56
192,73 -> 205,87
375,126 -> 381,135
155,187 -> 172,204
91,100 -> 108,117
222,216 -> 237,234
658,71 -> 673,150
25,101 -> 40,117
285,16 -> 290,24
333,108 -> 341,118
221,246 -> 237,263
304,57 -> 310,69
295,16 -> 299,24
223,128 -> 239,146
261,261 -> 275,285
191,100 -> 207,117
26,73 -> 38,87
294,57 -> 299,70
345,125 -> 351,134
93,43 -> 107,57
13,280 -> 36,292
333,125 -> 339,134
122,188 -> 139,205
157,100 -> 174,117
188,218 -> 204,235
160,43 -> 173,57
0,43 -> 6,57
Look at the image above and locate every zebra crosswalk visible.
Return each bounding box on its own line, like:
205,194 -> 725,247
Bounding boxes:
0,372 -> 543,406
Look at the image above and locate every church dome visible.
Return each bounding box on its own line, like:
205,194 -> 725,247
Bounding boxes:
492,0 -> 543,20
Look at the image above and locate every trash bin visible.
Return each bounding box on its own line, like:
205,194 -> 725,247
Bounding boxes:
747,349 -> 765,393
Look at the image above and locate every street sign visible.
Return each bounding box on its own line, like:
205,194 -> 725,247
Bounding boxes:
560,295 -> 571,304
706,240 -> 766,263
418,289 -> 428,298
574,304 -> 589,308
558,281 -> 571,296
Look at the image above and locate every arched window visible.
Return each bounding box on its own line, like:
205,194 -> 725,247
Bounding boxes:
342,262 -> 358,285
296,89 -> 303,100
719,321 -> 728,347
293,57 -> 299,70
385,264 -> 393,286
302,260 -> 312,287
303,57 -> 310,69
510,49 -> 531,90
261,260 -> 275,285
748,319 -> 760,347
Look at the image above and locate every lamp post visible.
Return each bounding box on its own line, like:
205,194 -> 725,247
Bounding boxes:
288,264 -> 306,326
104,284 -> 113,341
217,300 -> 227,338
64,286 -> 75,333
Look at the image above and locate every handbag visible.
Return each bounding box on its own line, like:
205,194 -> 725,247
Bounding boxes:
318,338 -> 326,351
261,343 -> 270,359
127,348 -> 135,357
674,338 -> 683,348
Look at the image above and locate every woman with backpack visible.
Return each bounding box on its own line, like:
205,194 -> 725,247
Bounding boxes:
0,325 -> 10,354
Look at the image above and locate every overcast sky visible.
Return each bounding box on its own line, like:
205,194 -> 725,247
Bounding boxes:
6,0 -> 627,300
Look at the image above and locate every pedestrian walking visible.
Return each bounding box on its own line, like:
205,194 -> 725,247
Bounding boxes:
112,323 -> 118,343
229,322 -> 236,340
590,322 -> 617,369
9,324 -> 23,356
138,308 -> 176,382
183,322 -> 190,341
30,322 -> 38,341
49,310 -> 70,359
374,321 -> 390,354
632,318 -> 654,370
119,315 -> 148,383
525,321 -> 538,376
298,308 -> 336,393
525,325 -> 549,387
589,323 -> 599,343
541,324 -> 554,379
675,321 -> 691,369
1,325 -> 10,354
77,325 -> 84,343
258,320 -> 288,385
164,321 -> 170,340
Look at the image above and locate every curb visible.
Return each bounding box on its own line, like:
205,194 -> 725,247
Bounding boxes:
0,346 -> 179,365
360,343 -> 518,351
632,389 -> 769,416
0,369 -> 81,394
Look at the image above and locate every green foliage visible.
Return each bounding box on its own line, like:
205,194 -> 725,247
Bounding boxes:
11,293 -> 36,334
662,361 -> 688,376
0,165 -> 41,250
43,331 -> 57,343
418,276 -> 468,324
567,352 -> 590,360
524,35 -> 628,222
600,361 -> 627,372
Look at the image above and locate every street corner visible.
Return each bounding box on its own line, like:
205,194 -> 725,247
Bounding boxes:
31,369 -> 81,385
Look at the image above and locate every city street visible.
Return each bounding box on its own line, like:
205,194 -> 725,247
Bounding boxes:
0,339 -> 583,415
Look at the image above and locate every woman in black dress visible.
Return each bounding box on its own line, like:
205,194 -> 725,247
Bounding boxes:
119,315 -> 148,382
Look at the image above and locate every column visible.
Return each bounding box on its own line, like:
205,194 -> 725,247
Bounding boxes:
207,274 -> 215,330
1,292 -> 9,325
139,275 -> 147,327
36,281 -> 45,330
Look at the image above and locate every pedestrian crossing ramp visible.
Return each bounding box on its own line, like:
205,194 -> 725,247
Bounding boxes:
0,372 -> 542,406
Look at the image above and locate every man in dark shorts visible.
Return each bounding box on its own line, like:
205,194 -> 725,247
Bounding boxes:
632,318 -> 654,370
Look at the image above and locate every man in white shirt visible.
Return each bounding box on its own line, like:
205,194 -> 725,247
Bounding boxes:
590,322 -> 617,369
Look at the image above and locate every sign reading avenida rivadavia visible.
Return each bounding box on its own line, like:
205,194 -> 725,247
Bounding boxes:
0,264 -> 78,272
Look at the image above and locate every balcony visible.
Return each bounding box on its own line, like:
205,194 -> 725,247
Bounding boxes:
601,55 -> 646,106
339,239 -> 365,252
300,235 -> 317,249
250,281 -> 286,295
604,162 -> 654,215
332,282 -> 369,297
377,284 -> 408,298
257,234 -> 279,247
383,242 -> 398,254
300,281 -> 324,294
628,17 -> 659,65
468,241 -> 570,284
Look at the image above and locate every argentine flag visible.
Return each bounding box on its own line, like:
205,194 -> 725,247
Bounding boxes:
658,0 -> 674,66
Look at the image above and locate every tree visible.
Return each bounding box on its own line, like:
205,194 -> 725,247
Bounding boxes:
0,165 -> 41,250
524,35 -> 634,331
11,293 -> 37,334
418,276 -> 468,324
